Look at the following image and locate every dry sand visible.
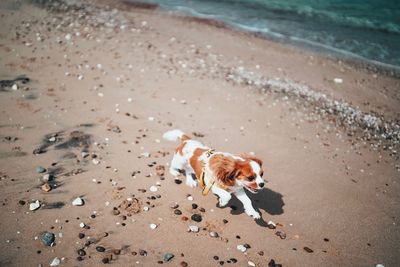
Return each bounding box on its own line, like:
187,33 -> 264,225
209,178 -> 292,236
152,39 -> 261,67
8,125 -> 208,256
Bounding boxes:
0,0 -> 399,266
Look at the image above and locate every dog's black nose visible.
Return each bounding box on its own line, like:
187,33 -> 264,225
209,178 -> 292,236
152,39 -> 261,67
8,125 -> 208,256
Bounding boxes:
259,182 -> 265,188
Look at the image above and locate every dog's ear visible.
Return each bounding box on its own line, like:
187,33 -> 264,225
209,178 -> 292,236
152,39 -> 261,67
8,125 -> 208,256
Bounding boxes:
240,153 -> 263,167
209,155 -> 239,186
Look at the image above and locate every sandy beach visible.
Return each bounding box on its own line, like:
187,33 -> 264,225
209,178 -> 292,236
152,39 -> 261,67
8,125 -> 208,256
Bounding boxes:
0,0 -> 399,266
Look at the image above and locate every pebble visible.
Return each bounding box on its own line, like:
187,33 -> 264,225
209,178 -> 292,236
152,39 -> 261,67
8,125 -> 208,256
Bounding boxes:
77,249 -> 86,256
139,249 -> 147,256
72,197 -> 84,206
163,253 -> 174,262
187,196 -> 194,201
248,261 -> 256,267
92,159 -> 100,165
40,232 -> 55,246
170,203 -> 179,209
50,257 -> 60,266
209,232 -> 219,238
237,245 -> 247,253
191,214 -> 202,222
11,84 -> 18,90
174,209 -> 182,215
96,246 -> 106,252
275,231 -> 286,239
267,221 -> 276,229
150,223 -> 157,230
78,233 -> 85,239
29,200 -> 41,211
79,222 -> 86,228
180,261 -> 188,267
49,136 -> 56,142
188,225 -> 199,233
36,166 -> 46,173
192,203 -> 198,209
376,265 -> 385,267
303,247 -> 314,253
41,183 -> 51,192
149,186 -> 158,192
333,78 -> 343,84
42,174 -> 51,182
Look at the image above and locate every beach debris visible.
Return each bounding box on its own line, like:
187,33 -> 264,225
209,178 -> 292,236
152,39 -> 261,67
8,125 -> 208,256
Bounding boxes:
96,246 -> 106,252
303,246 -> 314,253
40,232 -> 55,246
36,166 -> 46,173
50,257 -> 60,266
275,231 -> 286,239
191,214 -> 202,222
29,200 -> 41,211
163,253 -> 174,262
188,225 -> 199,233
149,223 -> 158,230
118,198 -> 141,215
72,197 -> 84,206
41,183 -> 52,192
149,185 -> 158,192
237,245 -> 247,253
333,78 -> 343,84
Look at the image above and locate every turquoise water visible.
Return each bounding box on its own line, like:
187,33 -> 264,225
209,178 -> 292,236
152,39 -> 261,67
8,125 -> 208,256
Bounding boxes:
137,0 -> 400,68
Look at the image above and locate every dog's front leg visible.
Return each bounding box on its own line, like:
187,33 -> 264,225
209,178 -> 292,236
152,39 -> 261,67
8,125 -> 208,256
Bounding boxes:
211,186 -> 231,207
235,189 -> 261,219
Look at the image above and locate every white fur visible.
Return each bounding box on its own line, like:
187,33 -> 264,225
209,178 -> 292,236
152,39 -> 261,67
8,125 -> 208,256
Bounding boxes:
163,129 -> 262,220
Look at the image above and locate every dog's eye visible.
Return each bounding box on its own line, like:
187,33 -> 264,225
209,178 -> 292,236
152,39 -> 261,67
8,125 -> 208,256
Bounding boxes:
260,171 -> 264,177
248,176 -> 255,181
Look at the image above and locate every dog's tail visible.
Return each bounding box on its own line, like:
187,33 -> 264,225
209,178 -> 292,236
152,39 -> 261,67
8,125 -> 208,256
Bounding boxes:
163,129 -> 190,142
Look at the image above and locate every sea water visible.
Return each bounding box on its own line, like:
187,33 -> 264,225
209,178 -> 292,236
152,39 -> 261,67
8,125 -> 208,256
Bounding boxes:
138,0 -> 400,68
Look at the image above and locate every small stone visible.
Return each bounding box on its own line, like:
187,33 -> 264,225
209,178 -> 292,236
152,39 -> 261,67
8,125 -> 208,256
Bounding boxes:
79,222 -> 86,228
237,245 -> 247,252
29,200 -> 40,211
213,256 -> 219,260
209,232 -> 219,238
78,233 -> 85,239
267,221 -> 276,229
40,232 -> 55,246
191,203 -> 198,209
188,225 -> 199,233
102,257 -> 110,264
187,196 -> 193,201
258,251 -> 264,256
303,247 -> 313,253
150,186 -> 158,192
36,166 -> 46,173
92,159 -> 100,165
180,261 -> 188,267
174,209 -> 182,215
50,257 -> 60,266
248,261 -> 256,267
170,203 -> 179,209
191,214 -> 202,222
96,246 -> 106,252
163,253 -> 174,262
139,249 -> 147,256
243,243 -> 251,249
174,179 -> 182,184
41,183 -> 51,192
11,84 -> 18,90
49,136 -> 56,142
42,174 -> 51,182
113,249 -> 121,255
78,249 -> 86,256
72,197 -> 84,206
268,259 -> 282,267
222,219 -> 228,224
149,223 -> 157,230
275,231 -> 286,239
230,258 -> 237,263
376,264 -> 385,267
18,200 -> 26,206
333,78 -> 343,84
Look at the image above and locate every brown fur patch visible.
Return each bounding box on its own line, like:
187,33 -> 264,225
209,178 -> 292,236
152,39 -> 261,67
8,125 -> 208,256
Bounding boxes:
181,134 -> 191,141
240,154 -> 263,167
189,148 -> 207,180
209,155 -> 239,187
175,141 -> 187,156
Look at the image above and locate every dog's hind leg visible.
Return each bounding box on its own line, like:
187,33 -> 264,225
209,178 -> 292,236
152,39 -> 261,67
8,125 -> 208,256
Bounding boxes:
169,153 -> 185,177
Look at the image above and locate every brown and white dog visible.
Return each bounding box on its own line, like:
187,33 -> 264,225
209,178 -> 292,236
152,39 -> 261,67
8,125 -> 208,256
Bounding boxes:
163,129 -> 265,219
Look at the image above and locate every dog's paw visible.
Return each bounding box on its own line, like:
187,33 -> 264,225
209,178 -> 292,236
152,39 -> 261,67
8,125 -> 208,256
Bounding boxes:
169,168 -> 180,177
246,209 -> 261,220
186,178 -> 198,188
218,198 -> 229,207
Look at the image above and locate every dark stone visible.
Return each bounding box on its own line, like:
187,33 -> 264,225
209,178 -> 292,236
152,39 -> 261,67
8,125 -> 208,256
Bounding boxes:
174,179 -> 182,184
96,246 -> 106,252
219,261 -> 224,265
213,256 -> 219,260
268,259 -> 282,267
180,261 -> 188,267
163,253 -> 174,262
102,258 -> 109,264
222,219 -> 228,224
18,200 -> 26,205
191,214 -> 202,222
36,166 -> 46,173
78,233 -> 85,239
191,203 -> 198,209
230,258 -> 237,263
324,238 -> 329,242
77,256 -> 84,261
113,249 -> 121,255
40,232 -> 55,246
258,251 -> 264,256
303,247 -> 314,253
78,249 -> 86,256
174,209 -> 182,215
90,214 -> 96,219
199,208 -> 206,212
243,243 -> 251,249
139,249 -> 147,256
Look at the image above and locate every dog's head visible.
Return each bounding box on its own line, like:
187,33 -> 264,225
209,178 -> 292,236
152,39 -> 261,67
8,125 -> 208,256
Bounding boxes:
209,154 -> 265,193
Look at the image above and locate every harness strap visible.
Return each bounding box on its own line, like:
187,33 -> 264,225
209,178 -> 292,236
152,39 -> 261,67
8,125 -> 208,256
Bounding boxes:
198,149 -> 221,196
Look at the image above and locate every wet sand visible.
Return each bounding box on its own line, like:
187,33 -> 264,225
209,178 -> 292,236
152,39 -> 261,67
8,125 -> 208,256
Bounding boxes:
0,0 -> 399,266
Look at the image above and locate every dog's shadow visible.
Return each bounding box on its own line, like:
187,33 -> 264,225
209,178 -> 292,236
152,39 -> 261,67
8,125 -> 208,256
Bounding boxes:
221,188 -> 285,227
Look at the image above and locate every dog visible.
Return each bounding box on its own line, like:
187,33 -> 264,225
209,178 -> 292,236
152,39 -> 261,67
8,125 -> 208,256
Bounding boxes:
163,129 -> 265,219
